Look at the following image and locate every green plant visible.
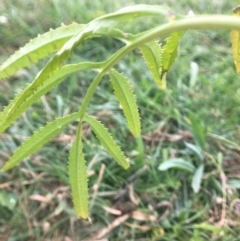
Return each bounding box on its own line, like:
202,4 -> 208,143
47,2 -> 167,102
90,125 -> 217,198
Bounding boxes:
1,4 -> 240,219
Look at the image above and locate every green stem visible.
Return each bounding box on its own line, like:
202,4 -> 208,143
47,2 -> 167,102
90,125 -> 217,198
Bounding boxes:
78,15 -> 240,120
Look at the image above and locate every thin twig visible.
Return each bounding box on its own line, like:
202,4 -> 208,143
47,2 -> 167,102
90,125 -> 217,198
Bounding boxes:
217,171 -> 227,227
90,163 -> 106,209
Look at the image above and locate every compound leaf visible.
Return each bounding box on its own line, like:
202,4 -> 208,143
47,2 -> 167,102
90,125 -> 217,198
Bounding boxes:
3,5 -> 171,121
84,114 -> 130,170
110,69 -> 141,137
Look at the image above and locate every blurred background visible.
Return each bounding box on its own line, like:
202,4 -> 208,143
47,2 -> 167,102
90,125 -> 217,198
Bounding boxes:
0,0 -> 240,240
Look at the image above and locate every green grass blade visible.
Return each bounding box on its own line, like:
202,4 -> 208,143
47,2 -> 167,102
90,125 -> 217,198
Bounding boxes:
158,158 -> 195,173
191,164 -> 204,193
0,62 -> 102,133
194,224 -> 222,234
0,23 -> 84,80
207,133 -> 240,151
185,142 -> 204,161
83,114 -> 130,169
227,179 -> 240,189
140,41 -> 165,89
1,112 -> 79,172
109,69 -> 141,137
189,113 -> 206,150
68,123 -> 88,219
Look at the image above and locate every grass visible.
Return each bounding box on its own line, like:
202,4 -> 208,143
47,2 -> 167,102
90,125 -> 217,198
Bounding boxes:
0,0 -> 240,240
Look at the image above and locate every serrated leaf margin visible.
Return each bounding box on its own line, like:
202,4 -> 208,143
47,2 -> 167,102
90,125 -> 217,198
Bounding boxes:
109,69 -> 141,137
83,114 -> 130,170
68,123 -> 89,219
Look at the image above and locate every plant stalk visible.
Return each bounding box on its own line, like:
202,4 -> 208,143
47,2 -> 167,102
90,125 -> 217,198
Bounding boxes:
78,15 -> 240,121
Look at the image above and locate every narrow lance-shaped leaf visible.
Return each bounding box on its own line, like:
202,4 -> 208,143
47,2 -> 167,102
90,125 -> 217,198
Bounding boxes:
140,41 -> 165,89
109,69 -> 141,137
68,122 -> 88,219
231,5 -> 240,73
83,114 -> 130,170
0,62 -> 102,133
0,23 -> 84,80
1,112 -> 79,172
161,31 -> 185,78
